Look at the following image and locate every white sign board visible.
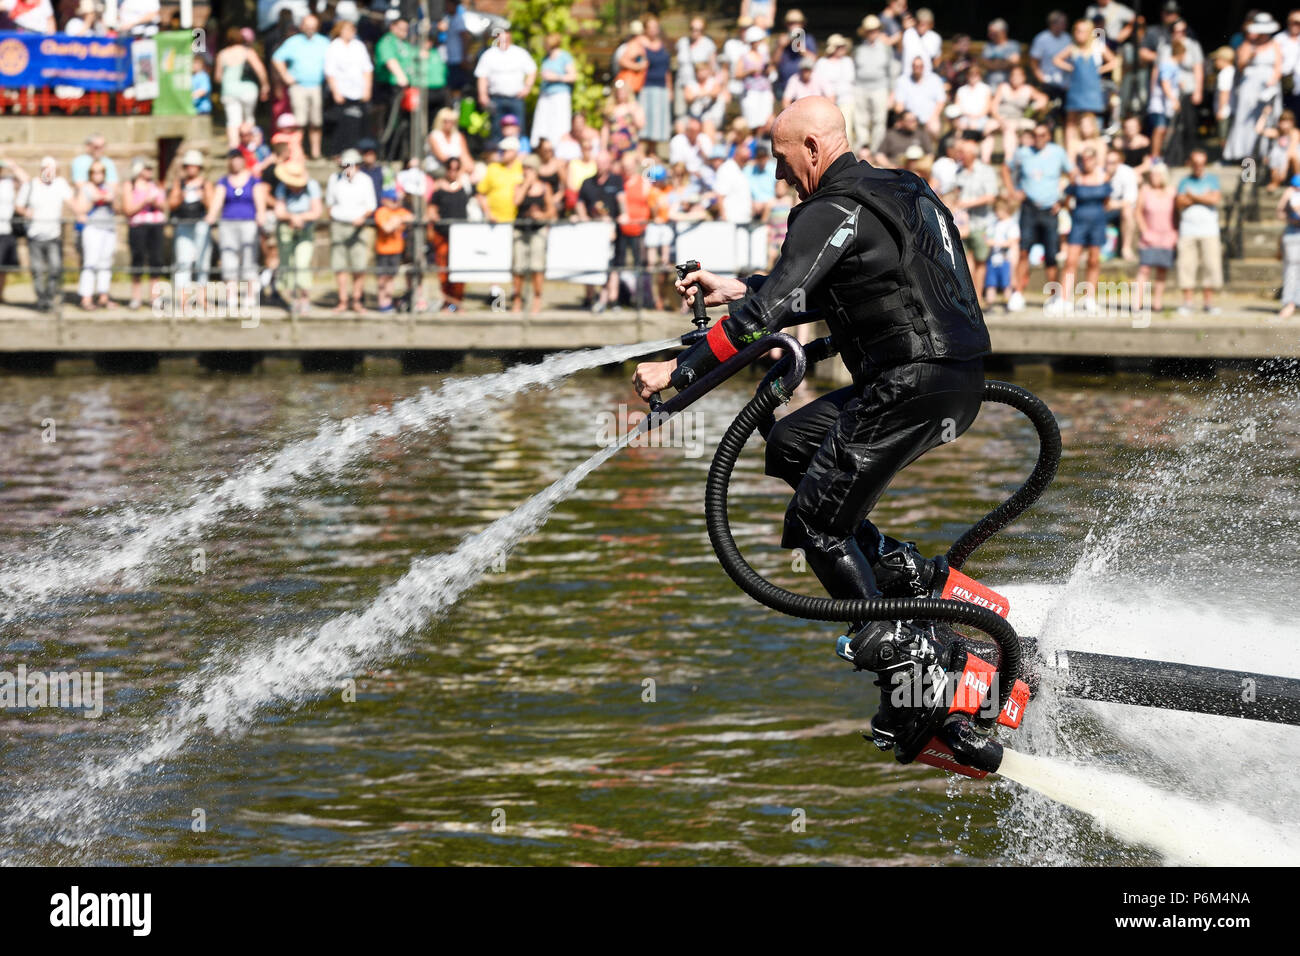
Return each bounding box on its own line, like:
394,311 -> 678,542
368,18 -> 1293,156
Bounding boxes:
673,222 -> 766,276
448,223 -> 513,285
545,222 -> 614,286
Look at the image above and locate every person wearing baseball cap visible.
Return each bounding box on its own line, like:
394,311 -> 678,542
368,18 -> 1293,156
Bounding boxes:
782,53 -> 829,108
373,186 -> 415,313
476,136 -> 524,224
326,147 -> 377,312
500,112 -> 532,153
271,112 -> 306,165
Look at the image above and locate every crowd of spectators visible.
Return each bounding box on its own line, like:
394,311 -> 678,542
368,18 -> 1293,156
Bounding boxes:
6,3 -> 1300,317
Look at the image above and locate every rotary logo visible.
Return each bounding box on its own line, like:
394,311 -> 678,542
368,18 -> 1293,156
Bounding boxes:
0,38 -> 28,76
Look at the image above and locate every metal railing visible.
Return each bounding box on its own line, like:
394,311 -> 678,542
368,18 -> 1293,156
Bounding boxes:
0,215 -> 782,320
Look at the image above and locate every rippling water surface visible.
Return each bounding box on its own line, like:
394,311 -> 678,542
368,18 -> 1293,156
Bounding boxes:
0,356 -> 1296,865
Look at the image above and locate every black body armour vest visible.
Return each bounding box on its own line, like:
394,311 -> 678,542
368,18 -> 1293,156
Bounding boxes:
804,163 -> 991,385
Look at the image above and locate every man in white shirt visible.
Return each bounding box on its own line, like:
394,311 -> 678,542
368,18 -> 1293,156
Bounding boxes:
475,28 -> 537,141
324,25 -> 373,103
0,0 -> 54,33
16,156 -> 73,312
116,0 -> 160,36
929,137 -> 960,195
669,117 -> 714,187
1085,0 -> 1135,45
900,8 -> 942,75
326,148 -> 378,312
1105,147 -> 1139,260
892,56 -> 945,137
706,145 -> 753,224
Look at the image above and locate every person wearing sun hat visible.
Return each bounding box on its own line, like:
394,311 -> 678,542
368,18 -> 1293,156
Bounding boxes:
168,147 -> 214,297
776,8 -> 817,97
1223,12 -> 1284,163
270,160 -> 322,316
854,15 -> 897,153
815,33 -> 857,147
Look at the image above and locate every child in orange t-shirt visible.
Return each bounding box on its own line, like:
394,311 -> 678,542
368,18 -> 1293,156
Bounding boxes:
374,189 -> 415,312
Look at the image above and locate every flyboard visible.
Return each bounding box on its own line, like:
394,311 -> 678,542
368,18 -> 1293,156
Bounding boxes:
640,266 -> 1300,781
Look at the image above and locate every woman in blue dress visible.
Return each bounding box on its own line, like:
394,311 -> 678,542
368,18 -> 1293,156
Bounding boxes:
1053,19 -> 1117,160
1062,146 -> 1115,311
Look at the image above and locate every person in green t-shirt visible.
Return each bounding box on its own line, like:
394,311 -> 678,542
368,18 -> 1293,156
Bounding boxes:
374,18 -> 417,103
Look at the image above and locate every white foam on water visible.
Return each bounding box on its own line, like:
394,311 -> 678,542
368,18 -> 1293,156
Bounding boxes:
996,748 -> 1300,866
0,339 -> 674,620
3,436 -> 634,859
985,376 -> 1300,865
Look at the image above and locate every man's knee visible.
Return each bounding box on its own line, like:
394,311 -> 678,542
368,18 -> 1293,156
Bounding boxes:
764,413 -> 806,488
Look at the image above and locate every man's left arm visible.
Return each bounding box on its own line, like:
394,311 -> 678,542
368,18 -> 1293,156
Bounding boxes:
668,197 -> 857,388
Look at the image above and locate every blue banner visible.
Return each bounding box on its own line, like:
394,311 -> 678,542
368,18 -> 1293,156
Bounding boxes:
0,31 -> 132,91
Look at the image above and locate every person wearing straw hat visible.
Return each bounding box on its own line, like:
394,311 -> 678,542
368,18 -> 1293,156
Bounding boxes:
854,15 -> 897,154
168,148 -> 214,302
776,8 -> 817,98
814,34 -> 857,148
271,161 -> 322,317
1223,13 -> 1284,163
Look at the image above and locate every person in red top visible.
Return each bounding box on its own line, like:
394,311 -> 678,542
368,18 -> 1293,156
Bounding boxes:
616,151 -> 651,307
270,113 -> 307,166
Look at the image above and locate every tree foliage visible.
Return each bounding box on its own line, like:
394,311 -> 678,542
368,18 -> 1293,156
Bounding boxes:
505,0 -> 607,125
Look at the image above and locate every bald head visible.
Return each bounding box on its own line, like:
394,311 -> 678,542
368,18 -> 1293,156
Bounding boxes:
770,97 -> 852,200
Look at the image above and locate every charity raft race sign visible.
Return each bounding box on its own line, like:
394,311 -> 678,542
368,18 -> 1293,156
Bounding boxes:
0,31 -> 132,91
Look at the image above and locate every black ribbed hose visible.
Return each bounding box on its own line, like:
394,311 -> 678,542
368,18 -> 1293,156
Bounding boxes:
704,382 -> 1024,714
946,381 -> 1062,571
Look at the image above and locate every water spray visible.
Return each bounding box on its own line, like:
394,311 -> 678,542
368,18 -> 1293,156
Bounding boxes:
0,339 -> 677,620
637,300 -> 1300,860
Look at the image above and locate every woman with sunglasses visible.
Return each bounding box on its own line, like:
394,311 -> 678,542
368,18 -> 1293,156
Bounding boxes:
74,161 -> 117,311
429,155 -> 471,311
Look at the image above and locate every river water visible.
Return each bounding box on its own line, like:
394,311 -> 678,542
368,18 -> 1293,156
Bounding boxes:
1,356 -> 1297,866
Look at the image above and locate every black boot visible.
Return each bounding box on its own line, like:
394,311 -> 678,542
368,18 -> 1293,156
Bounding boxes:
855,521 -> 944,598
835,617 -> 949,750
782,511 -> 881,602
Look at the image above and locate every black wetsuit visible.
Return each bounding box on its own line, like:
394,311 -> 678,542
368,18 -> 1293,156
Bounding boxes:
671,152 -> 991,601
